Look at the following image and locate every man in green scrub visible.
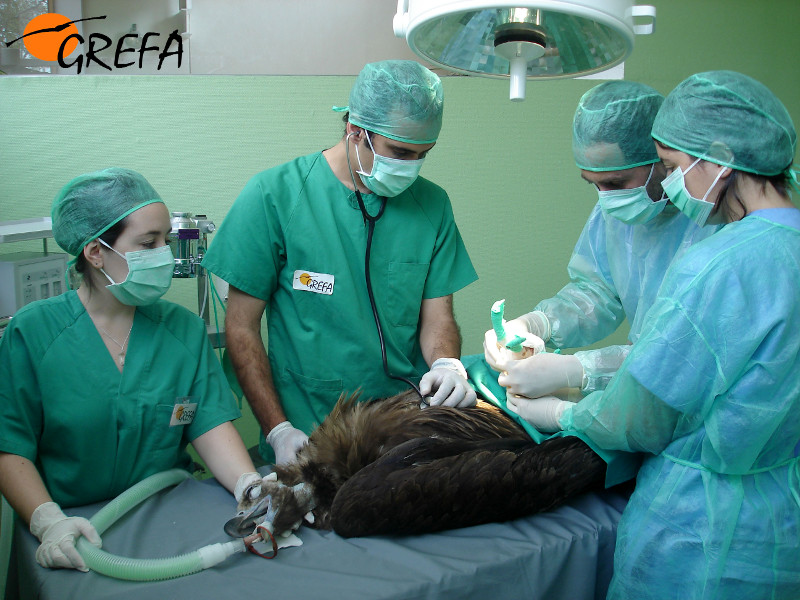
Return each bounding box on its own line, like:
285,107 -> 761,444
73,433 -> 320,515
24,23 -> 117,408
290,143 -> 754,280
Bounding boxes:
203,61 -> 478,465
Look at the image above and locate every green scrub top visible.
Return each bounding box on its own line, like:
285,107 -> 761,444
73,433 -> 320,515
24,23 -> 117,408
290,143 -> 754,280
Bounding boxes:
0,292 -> 241,508
202,152 -> 477,458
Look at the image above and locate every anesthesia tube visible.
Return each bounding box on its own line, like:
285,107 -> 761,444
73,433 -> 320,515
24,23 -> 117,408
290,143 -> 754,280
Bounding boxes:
76,469 -> 246,581
491,299 -> 543,359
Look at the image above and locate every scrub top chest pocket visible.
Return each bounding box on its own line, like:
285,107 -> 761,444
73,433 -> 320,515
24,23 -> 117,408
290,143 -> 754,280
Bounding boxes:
387,261 -> 429,327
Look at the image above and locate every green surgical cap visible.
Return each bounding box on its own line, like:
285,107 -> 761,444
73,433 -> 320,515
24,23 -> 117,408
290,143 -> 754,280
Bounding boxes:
340,60 -> 443,144
573,80 -> 664,171
52,167 -> 164,256
652,71 -> 797,176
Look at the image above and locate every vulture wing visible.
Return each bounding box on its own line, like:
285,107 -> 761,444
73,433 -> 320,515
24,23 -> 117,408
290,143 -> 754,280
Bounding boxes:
330,435 -> 607,537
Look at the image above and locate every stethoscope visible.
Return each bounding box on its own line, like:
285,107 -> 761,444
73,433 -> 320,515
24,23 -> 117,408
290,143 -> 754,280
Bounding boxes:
345,131 -> 426,404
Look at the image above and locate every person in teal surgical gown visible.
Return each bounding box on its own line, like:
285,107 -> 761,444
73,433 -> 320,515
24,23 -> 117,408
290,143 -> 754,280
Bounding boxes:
202,61 -> 478,466
509,71 -> 800,599
485,81 -> 720,402
0,168 -> 262,572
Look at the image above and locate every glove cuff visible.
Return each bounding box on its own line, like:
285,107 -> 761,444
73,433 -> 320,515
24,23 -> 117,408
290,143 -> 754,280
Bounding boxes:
521,310 -> 551,342
266,421 -> 293,445
431,357 -> 468,379
574,345 -> 631,393
553,399 -> 569,428
563,354 -> 587,390
29,501 -> 65,540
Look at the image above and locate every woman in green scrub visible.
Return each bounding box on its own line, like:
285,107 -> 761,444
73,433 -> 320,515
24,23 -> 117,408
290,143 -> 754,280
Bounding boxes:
0,168 -> 263,572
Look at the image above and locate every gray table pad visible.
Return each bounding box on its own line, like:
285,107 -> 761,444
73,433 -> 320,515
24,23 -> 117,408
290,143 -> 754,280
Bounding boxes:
8,475 -> 629,600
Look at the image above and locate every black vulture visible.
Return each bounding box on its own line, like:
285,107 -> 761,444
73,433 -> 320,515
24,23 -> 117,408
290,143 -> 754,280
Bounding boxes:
237,390 -> 607,538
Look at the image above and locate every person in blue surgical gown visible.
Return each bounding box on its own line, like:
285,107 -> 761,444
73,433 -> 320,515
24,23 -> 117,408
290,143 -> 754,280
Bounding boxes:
509,71 -> 800,599
484,81 -> 720,404
0,168 -> 262,572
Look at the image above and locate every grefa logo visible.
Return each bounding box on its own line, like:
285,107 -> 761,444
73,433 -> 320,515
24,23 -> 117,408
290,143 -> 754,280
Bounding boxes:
4,13 -> 183,74
174,404 -> 195,423
293,270 -> 334,295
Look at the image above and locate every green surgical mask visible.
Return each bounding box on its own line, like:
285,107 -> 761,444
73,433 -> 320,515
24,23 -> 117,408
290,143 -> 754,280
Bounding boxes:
355,131 -> 424,197
597,164 -> 668,224
99,239 -> 174,306
661,157 -> 727,227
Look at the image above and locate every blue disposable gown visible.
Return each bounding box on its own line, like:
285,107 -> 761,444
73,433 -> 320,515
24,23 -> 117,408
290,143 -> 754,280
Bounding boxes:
0,292 -> 241,507
536,203 -> 719,392
561,209 -> 800,598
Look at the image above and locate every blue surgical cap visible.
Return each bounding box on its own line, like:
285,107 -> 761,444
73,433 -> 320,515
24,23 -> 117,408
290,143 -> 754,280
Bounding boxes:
338,60 -> 444,144
52,167 -> 164,256
652,70 -> 796,176
573,80 -> 664,171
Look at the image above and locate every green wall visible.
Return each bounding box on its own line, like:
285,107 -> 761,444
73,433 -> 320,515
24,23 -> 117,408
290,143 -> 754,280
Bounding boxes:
2,0 -> 799,447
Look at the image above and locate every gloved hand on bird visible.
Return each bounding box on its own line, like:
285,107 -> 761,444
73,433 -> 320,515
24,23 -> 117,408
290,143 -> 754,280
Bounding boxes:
505,394 -> 570,432
419,357 -> 477,408
234,471 -> 266,504
267,421 -> 309,465
497,352 -> 585,399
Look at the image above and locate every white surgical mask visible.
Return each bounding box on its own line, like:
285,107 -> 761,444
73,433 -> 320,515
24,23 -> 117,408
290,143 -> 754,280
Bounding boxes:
661,157 -> 727,227
597,164 -> 668,224
355,130 -> 424,197
99,239 -> 174,306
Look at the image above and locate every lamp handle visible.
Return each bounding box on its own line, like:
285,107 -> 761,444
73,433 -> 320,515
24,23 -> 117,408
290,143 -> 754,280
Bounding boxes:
393,0 -> 410,37
630,5 -> 656,35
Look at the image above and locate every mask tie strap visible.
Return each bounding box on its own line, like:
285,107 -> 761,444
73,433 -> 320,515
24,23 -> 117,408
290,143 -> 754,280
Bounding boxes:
96,238 -> 130,286
701,164 -> 729,202
643,162 -> 655,187
683,156 -> 703,176
99,268 -> 118,286
97,238 -> 128,261
353,130 -> 378,177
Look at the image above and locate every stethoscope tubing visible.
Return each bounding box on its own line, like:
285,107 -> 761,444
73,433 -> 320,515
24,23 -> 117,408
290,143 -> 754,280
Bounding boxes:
346,132 -> 424,403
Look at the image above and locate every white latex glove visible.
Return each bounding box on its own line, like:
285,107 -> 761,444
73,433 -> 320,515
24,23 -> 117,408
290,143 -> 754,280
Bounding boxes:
266,421 -> 309,466
234,471 -> 264,503
498,352 -> 585,398
506,394 -> 569,432
30,501 -> 102,572
419,358 -> 477,408
483,317 -> 532,371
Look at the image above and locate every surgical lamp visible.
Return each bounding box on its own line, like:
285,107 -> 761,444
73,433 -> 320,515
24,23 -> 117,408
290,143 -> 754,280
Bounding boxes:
393,0 -> 656,101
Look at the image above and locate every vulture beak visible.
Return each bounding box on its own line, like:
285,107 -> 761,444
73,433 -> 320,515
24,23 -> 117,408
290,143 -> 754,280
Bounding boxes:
224,495 -> 274,538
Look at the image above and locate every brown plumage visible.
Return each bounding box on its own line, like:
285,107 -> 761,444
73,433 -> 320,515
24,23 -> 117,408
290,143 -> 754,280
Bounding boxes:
240,390 -> 607,538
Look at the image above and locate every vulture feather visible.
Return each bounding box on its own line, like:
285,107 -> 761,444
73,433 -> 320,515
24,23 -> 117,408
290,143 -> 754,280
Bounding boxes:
238,390 -> 607,538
